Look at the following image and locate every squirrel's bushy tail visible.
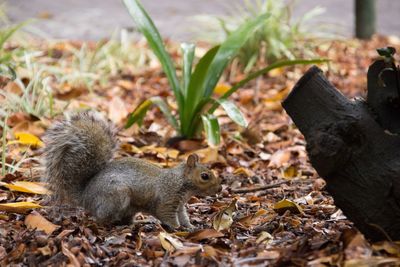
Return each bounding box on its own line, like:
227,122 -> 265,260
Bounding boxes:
43,111 -> 117,204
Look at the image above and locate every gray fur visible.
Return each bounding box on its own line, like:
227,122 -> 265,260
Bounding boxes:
43,112 -> 221,228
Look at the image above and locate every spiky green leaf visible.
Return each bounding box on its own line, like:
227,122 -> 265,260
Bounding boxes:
216,99 -> 248,127
201,114 -> 220,146
123,0 -> 182,107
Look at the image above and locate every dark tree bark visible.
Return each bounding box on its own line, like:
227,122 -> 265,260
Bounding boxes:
282,66 -> 400,242
355,0 -> 376,39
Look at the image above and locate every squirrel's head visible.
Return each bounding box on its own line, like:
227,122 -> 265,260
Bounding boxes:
184,154 -> 222,196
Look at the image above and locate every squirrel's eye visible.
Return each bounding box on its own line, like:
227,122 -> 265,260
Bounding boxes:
201,173 -> 210,181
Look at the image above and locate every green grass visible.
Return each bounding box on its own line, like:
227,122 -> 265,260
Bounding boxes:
123,0 -> 328,145
192,0 -> 326,72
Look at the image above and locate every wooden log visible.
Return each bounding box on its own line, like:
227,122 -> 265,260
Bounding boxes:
282,66 -> 400,242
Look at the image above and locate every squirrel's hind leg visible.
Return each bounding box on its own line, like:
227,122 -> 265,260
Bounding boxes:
88,189 -> 133,225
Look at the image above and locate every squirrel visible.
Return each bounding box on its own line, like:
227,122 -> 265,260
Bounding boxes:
42,111 -> 222,229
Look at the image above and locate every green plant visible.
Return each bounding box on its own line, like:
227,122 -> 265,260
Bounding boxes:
40,30 -> 156,88
0,54 -> 55,118
193,0 -> 325,72
0,116 -> 31,176
123,0 -> 327,145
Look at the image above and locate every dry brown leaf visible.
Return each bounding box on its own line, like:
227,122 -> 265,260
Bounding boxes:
187,229 -> 224,241
108,96 -> 129,124
185,147 -> 219,163
256,231 -> 273,244
61,241 -> 80,267
213,199 -> 237,231
238,208 -> 268,227
158,232 -> 184,252
268,149 -> 291,168
24,211 -> 60,235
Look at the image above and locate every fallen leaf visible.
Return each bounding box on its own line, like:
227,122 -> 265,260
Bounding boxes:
373,242 -> 400,257
233,167 -> 255,177
108,96 -> 129,124
61,241 -> 80,267
238,208 -> 268,227
273,199 -> 303,215
158,232 -> 184,252
37,245 -> 52,256
187,146 -> 219,163
213,199 -> 237,231
0,201 -> 42,213
268,67 -> 284,78
1,181 -> 49,195
24,211 -> 60,235
281,165 -> 299,179
8,132 -> 44,147
214,83 -> 231,95
256,231 -> 273,244
187,229 -> 224,241
268,149 -> 291,168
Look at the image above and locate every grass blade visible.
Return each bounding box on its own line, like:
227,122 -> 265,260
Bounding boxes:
125,97 -> 178,131
203,13 -> 269,97
182,45 -> 220,135
201,114 -> 220,146
216,99 -> 248,127
181,43 -> 195,98
123,0 -> 183,107
0,21 -> 29,50
125,99 -> 153,128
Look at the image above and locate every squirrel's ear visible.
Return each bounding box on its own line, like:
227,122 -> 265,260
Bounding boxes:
187,154 -> 199,168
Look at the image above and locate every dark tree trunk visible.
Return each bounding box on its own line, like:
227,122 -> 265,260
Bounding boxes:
282,66 -> 400,242
355,0 -> 376,39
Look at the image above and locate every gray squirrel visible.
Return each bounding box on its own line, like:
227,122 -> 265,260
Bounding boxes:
42,111 -> 222,228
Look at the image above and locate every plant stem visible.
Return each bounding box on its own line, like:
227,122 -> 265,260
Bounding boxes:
1,116 -> 8,176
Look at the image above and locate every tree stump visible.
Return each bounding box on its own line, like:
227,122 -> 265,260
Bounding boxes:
282,65 -> 400,242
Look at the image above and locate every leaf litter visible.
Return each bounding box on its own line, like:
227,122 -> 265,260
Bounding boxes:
0,36 -> 400,266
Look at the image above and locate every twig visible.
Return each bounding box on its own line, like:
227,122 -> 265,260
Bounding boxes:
231,179 -> 299,194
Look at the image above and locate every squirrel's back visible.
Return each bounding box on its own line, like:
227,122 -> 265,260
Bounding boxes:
43,111 -> 117,204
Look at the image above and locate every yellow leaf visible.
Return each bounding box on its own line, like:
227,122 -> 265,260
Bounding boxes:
256,231 -> 273,244
1,181 -> 49,195
273,199 -> 303,215
9,132 -> 44,147
24,211 -> 59,235
214,83 -> 231,95
233,167 -> 255,177
281,165 -> 299,179
268,67 -> 284,77
0,201 -> 42,213
213,199 -> 237,231
158,232 -> 184,252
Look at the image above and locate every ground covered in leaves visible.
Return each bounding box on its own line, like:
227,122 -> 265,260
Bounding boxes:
1,36 -> 400,266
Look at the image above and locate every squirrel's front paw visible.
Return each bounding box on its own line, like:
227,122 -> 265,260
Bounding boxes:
161,223 -> 179,232
181,224 -> 196,232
